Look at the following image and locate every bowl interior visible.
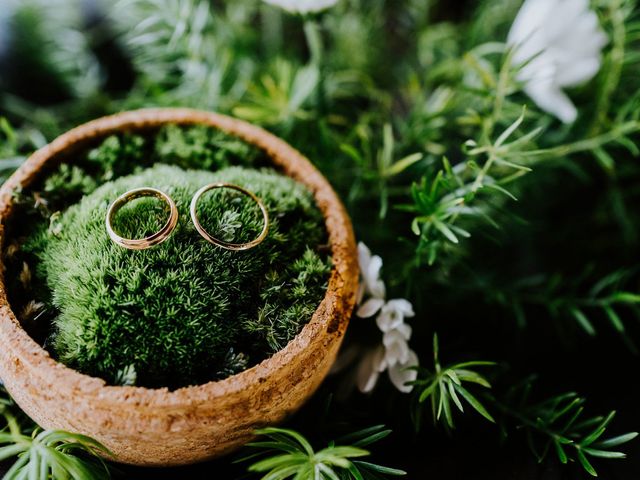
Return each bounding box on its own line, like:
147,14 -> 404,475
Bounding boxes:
0,108 -> 358,403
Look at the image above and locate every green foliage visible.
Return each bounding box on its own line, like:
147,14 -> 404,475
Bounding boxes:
0,387 -> 111,479
22,163 -> 329,388
233,59 -> 319,130
1,0 -> 102,100
0,429 -> 111,480
249,247 -> 331,352
244,426 -> 405,479
153,124 -> 261,171
43,164 -> 99,206
404,59 -> 640,267
2,0 -> 640,476
341,124 -> 423,219
0,120 -> 25,184
60,123 -> 259,189
490,380 -> 639,477
413,334 -> 495,429
486,267 -> 640,337
113,364 -> 138,387
0,388 -> 17,434
111,0 -> 256,110
0,118 -> 44,184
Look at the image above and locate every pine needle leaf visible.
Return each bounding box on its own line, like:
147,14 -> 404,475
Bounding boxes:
570,307 -> 596,336
453,384 -> 495,423
577,450 -> 598,477
595,432 -> 639,449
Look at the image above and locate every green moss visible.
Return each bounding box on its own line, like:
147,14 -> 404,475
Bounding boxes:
36,125 -> 264,212
20,136 -> 330,388
43,164 -> 98,205
86,133 -> 148,182
153,124 -> 260,171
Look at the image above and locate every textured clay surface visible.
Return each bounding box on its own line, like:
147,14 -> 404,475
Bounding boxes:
0,109 -> 358,466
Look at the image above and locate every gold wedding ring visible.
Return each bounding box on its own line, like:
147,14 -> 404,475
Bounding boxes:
190,183 -> 269,251
106,187 -> 178,250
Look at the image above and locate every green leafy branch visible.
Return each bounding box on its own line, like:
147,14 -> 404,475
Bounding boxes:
233,59 -> 320,130
588,0 -> 637,137
546,276 -> 640,338
402,76 -> 538,264
242,426 -> 405,479
0,387 -> 112,479
412,334 -> 496,429
340,123 -> 423,218
405,110 -> 640,267
489,380 -> 638,477
112,0 -> 252,110
519,120 -> 640,166
486,268 -> 640,337
402,35 -> 640,267
0,389 -> 20,436
0,430 -> 111,480
0,118 -> 43,184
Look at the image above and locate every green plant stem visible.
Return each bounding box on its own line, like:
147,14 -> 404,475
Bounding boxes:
516,121 -> 640,164
516,293 -> 636,310
488,47 -> 514,134
589,0 -> 626,136
303,18 -> 326,114
471,48 -> 515,193
261,4 -> 284,57
4,411 -> 23,439
488,395 -> 563,445
303,18 -> 323,67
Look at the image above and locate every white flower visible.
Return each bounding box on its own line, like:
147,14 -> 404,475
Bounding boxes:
356,297 -> 384,318
376,299 -> 414,332
356,345 -> 418,394
262,0 -> 339,15
388,349 -> 419,393
354,242 -> 419,394
382,325 -> 412,366
357,297 -> 414,332
507,0 -> 607,123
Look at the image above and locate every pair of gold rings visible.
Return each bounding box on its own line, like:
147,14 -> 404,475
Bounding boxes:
105,183 -> 269,251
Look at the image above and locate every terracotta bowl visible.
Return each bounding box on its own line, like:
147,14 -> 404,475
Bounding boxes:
0,108 -> 358,466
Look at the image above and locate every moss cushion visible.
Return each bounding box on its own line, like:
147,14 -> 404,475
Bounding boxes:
23,162 -> 330,389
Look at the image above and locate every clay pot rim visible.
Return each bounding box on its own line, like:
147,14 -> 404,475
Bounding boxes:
0,108 -> 357,409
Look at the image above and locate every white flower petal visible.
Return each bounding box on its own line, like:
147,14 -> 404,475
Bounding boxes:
356,346 -> 386,393
386,298 -> 415,317
372,345 -> 388,372
508,0 -> 555,47
388,350 -> 419,393
382,329 -> 407,349
376,299 -> 414,332
383,332 -> 410,366
356,298 -> 385,318
376,308 -> 400,332
525,82 -> 578,124
357,242 -> 372,271
366,255 -> 383,280
369,279 -> 386,300
555,57 -> 601,87
263,0 -> 339,14
357,242 -> 386,299
365,256 -> 385,297
395,323 -> 413,340
508,0 -> 607,123
357,358 -> 380,393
